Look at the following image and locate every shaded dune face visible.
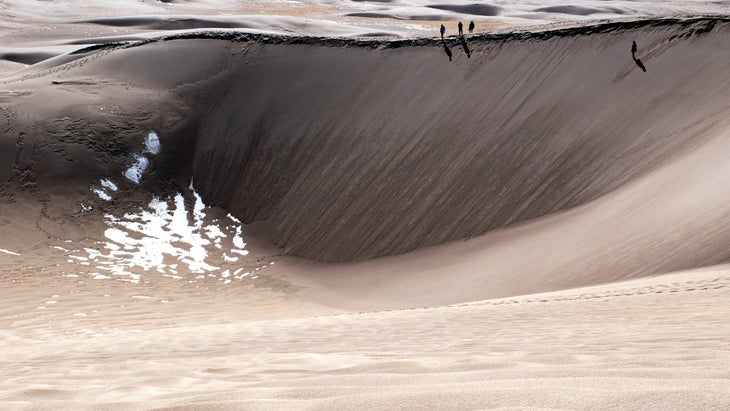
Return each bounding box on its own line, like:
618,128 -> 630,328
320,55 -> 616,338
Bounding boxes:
189,20 -> 730,262
2,19 -> 729,267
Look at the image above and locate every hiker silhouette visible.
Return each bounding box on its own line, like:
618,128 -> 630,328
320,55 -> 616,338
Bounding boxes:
631,40 -> 646,72
468,21 -> 475,33
440,24 -> 445,40
458,21 -> 463,37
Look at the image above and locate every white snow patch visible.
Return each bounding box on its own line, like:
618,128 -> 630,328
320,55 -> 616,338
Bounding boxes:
57,185 -> 251,285
0,248 -> 19,256
144,132 -> 161,154
100,179 -> 118,191
123,154 -> 149,184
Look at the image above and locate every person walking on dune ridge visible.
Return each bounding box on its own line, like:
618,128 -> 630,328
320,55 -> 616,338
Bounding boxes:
458,21 -> 464,38
440,24 -> 445,40
469,21 -> 475,33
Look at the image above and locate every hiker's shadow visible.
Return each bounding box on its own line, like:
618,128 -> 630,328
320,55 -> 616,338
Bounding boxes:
460,36 -> 471,58
442,40 -> 452,61
632,55 -> 646,72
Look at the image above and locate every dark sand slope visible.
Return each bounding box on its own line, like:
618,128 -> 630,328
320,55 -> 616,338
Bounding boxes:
192,19 -> 730,261
1,18 -> 730,305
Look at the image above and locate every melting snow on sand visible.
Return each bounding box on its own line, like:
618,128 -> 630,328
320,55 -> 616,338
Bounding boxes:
61,190 -> 251,283
91,131 -> 157,200
123,131 -> 158,184
76,131 -> 259,284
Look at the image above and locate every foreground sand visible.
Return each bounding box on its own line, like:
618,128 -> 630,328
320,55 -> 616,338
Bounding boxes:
1,266 -> 729,410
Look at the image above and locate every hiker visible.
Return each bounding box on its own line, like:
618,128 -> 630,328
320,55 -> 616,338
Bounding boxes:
458,21 -> 463,38
440,24 -> 445,39
468,21 -> 475,33
631,41 -> 646,72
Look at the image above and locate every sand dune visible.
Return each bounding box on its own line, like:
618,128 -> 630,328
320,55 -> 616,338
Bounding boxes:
1,17 -> 729,284
1,3 -> 730,409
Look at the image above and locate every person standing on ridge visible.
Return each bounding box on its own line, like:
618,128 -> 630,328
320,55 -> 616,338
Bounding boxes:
468,21 -> 475,33
458,21 -> 464,38
440,24 -> 445,39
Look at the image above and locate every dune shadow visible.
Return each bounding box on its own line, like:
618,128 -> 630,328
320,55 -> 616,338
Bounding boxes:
442,40 -> 452,62
428,4 -> 502,16
460,36 -> 471,58
82,17 -> 247,30
633,57 -> 647,72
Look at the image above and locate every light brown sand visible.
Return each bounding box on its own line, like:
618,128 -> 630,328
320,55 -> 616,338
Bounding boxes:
2,3 -> 730,409
1,265 -> 729,410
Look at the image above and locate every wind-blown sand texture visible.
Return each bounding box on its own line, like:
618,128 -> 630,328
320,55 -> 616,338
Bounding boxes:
1,0 -> 730,409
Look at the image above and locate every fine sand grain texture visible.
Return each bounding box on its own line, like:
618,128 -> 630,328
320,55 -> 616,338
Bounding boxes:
1,266 -> 730,410
1,1 -> 730,409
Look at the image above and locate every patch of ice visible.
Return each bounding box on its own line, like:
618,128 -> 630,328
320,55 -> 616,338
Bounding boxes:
100,179 -> 118,192
123,154 -> 149,184
57,185 -> 252,285
205,225 -> 226,240
144,132 -> 161,155
223,253 -> 238,262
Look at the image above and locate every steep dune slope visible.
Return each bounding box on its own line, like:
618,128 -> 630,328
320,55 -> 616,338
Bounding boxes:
2,18 -> 729,270
189,19 -> 730,261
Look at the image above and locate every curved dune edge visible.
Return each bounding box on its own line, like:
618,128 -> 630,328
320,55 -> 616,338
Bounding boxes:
0,17 -> 729,307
